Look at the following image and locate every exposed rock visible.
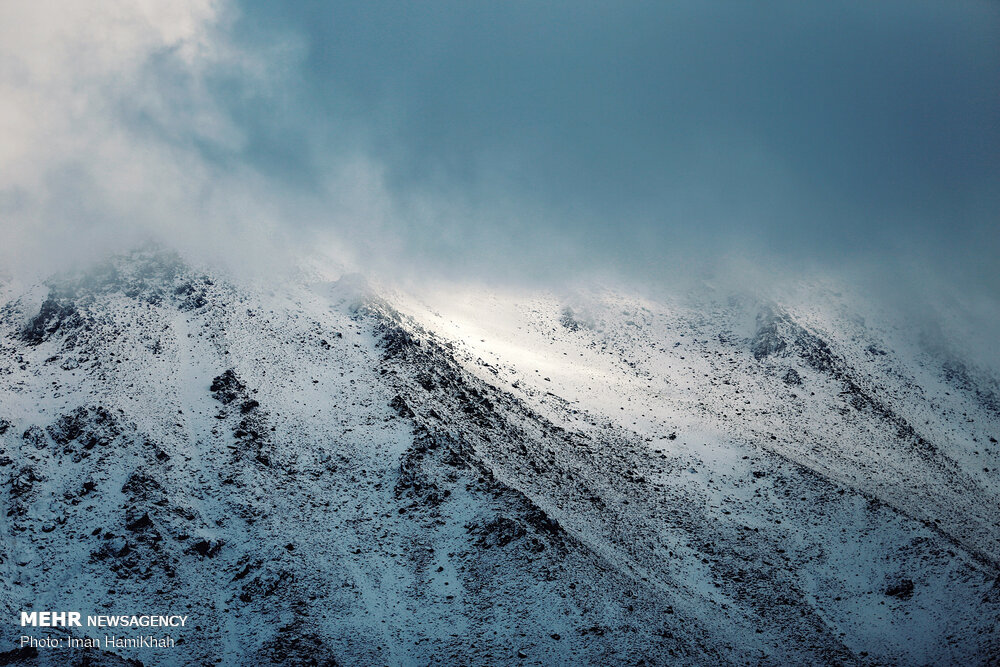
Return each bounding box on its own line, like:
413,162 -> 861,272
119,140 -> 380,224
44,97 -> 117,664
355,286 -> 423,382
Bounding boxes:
0,646 -> 39,664
782,368 -> 803,385
389,395 -> 415,418
469,516 -> 527,549
9,466 -> 41,498
21,296 -> 81,345
22,425 -> 47,449
211,370 -> 245,405
560,307 -> 583,332
191,539 -> 223,558
885,579 -> 915,600
126,512 -> 154,532
751,308 -> 788,360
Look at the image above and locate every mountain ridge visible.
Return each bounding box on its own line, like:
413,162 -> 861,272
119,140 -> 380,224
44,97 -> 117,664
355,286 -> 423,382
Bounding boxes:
1,248 -> 998,665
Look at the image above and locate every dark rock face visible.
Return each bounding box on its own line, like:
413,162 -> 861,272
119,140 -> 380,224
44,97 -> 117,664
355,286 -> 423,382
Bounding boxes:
22,425 -> 47,449
0,646 -> 39,664
47,410 -> 85,444
121,470 -> 164,498
210,370 -> 245,405
795,327 -> 839,375
47,406 -> 119,452
379,324 -> 418,359
395,427 -> 464,507
885,579 -> 915,600
783,368 -> 803,385
21,297 -> 81,345
469,516 -> 527,549
257,627 -> 341,667
191,539 -> 223,558
0,645 -> 141,666
9,465 -> 41,499
752,306 -> 839,370
389,395 -> 415,418
210,369 -> 272,465
415,372 -> 435,391
174,281 -> 209,311
126,512 -> 154,532
751,308 -> 788,360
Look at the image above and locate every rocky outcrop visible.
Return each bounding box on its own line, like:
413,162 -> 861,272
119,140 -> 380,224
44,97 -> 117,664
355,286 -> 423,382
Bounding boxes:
21,297 -> 81,346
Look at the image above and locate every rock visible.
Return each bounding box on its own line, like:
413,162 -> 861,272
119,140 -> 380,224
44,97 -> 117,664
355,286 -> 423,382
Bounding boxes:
21,296 -> 81,345
384,327 -> 418,357
885,579 -> 914,600
211,369 -> 245,404
560,307 -> 581,332
390,395 -> 415,418
47,407 -> 88,445
469,517 -> 526,549
416,372 -> 436,391
126,512 -> 154,532
0,646 -> 39,664
10,467 -> 41,497
782,368 -> 803,385
192,539 -> 223,558
121,470 -> 164,497
175,281 -> 209,311
22,425 -> 47,449
751,309 -> 788,360
524,507 -> 562,537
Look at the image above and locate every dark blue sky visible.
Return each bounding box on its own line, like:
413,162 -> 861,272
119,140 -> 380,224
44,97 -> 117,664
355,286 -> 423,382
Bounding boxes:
2,0 -> 996,290
215,0 -> 1000,283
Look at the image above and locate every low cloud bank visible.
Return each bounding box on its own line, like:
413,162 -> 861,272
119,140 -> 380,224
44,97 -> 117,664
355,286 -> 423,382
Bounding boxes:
1,0 -> 997,370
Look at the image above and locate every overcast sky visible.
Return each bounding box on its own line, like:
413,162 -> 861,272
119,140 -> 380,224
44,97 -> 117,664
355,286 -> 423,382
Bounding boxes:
1,1 -> 998,294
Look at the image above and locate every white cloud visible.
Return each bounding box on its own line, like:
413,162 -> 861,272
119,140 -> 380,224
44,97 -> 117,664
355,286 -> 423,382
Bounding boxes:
0,0 -> 303,277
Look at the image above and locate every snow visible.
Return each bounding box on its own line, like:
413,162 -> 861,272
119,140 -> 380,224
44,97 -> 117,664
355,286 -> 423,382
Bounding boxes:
0,250 -> 997,665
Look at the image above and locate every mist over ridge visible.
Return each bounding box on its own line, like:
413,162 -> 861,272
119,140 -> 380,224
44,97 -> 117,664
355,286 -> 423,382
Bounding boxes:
1,0 -> 997,365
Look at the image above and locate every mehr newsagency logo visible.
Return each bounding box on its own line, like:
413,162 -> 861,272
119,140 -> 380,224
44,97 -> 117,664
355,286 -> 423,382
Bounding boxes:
18,610 -> 188,650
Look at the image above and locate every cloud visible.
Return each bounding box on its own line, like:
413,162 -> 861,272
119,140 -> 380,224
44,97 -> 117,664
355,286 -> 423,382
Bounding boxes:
1,0 -> 998,373
205,1 -> 998,288
0,0 -> 307,277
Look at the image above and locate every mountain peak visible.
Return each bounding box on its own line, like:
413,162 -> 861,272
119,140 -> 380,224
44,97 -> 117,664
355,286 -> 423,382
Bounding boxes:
1,252 -> 998,664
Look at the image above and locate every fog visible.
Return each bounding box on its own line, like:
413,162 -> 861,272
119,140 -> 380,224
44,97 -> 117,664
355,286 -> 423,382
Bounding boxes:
1,1 -> 998,366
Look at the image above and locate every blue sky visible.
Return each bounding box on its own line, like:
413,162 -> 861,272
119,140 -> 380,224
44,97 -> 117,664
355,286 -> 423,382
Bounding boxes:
220,0 -> 1000,281
1,0 -> 998,290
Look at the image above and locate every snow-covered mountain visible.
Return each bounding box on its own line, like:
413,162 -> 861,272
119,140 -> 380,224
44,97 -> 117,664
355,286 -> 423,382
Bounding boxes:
1,248 -> 998,665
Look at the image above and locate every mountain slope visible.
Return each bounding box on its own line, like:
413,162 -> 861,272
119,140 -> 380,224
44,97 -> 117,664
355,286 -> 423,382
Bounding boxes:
1,249 -> 998,665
